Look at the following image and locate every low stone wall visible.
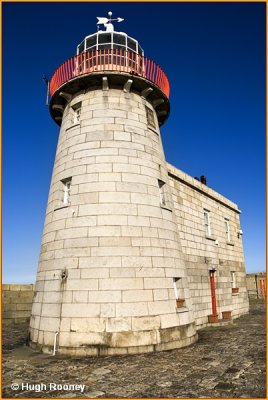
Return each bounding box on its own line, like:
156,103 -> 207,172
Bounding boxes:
2,284 -> 34,324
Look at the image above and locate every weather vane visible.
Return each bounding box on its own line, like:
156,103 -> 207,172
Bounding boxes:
96,11 -> 124,32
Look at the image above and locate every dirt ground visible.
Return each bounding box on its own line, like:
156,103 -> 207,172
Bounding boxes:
2,299 -> 266,398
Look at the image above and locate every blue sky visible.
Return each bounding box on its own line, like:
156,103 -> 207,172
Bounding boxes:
3,2 -> 265,283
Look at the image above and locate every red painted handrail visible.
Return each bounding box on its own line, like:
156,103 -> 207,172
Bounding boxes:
49,50 -> 170,98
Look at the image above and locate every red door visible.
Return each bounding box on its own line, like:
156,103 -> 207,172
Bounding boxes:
209,271 -> 217,316
260,279 -> 266,299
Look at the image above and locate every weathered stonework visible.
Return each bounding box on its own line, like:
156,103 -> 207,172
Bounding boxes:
29,88 -> 197,355
167,165 -> 249,328
3,301 -> 266,398
3,284 -> 34,324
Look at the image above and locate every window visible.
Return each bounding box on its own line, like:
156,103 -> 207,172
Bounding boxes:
72,102 -> 81,125
173,277 -> 185,308
127,37 -> 136,52
86,36 -> 97,50
145,106 -> 156,129
173,277 -> 181,299
230,271 -> 236,289
61,178 -> 72,206
54,177 -> 72,211
98,33 -> 111,44
73,108 -> 81,124
113,33 -> 126,45
158,179 -> 172,211
158,180 -> 166,207
204,210 -> 211,237
225,218 -> 231,242
78,41 -> 85,54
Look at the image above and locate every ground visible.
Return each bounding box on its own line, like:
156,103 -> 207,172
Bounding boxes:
2,300 -> 266,398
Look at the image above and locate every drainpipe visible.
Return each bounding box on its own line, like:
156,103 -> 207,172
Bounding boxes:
53,269 -> 68,356
255,274 -> 259,299
53,331 -> 59,356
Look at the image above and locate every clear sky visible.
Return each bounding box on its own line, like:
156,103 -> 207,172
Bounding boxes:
3,2 -> 265,283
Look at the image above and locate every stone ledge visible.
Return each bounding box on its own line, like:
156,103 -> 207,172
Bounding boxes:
65,123 -> 80,131
176,307 -> 188,313
207,319 -> 234,328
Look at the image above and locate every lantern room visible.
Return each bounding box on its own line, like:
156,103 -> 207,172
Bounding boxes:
77,31 -> 144,56
49,12 -> 170,127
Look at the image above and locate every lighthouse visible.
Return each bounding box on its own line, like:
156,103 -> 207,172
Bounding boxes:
29,13 -> 197,356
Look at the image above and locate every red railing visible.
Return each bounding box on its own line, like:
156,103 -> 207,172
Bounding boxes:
49,49 -> 170,98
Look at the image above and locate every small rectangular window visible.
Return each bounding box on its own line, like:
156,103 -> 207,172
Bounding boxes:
173,277 -> 185,308
158,179 -> 172,211
158,180 -> 166,207
61,177 -> 72,206
204,210 -> 211,237
73,108 -> 81,124
146,106 -> 156,129
225,218 -> 231,242
230,271 -> 236,289
173,277 -> 181,299
72,102 -> 81,125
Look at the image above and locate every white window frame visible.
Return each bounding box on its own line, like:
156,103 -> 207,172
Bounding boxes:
77,32 -> 144,56
158,179 -> 166,207
230,271 -> 236,289
71,102 -> 82,125
225,218 -> 231,242
204,210 -> 211,237
61,178 -> 72,206
73,107 -> 81,124
173,277 -> 181,299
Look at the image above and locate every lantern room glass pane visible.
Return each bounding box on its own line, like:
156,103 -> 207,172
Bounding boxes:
113,44 -> 125,51
98,44 -> 113,50
86,35 -> 97,49
127,38 -> 136,51
98,33 -> 111,44
113,33 -> 126,45
78,41 -> 85,54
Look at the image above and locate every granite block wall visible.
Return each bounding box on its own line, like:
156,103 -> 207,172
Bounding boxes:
167,163 -> 249,328
2,284 -> 34,323
29,88 -> 197,355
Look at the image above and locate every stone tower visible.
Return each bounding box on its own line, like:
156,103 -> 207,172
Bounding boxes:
29,14 -> 197,355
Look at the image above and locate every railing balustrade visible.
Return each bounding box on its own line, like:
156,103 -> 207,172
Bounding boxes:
49,49 -> 170,98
